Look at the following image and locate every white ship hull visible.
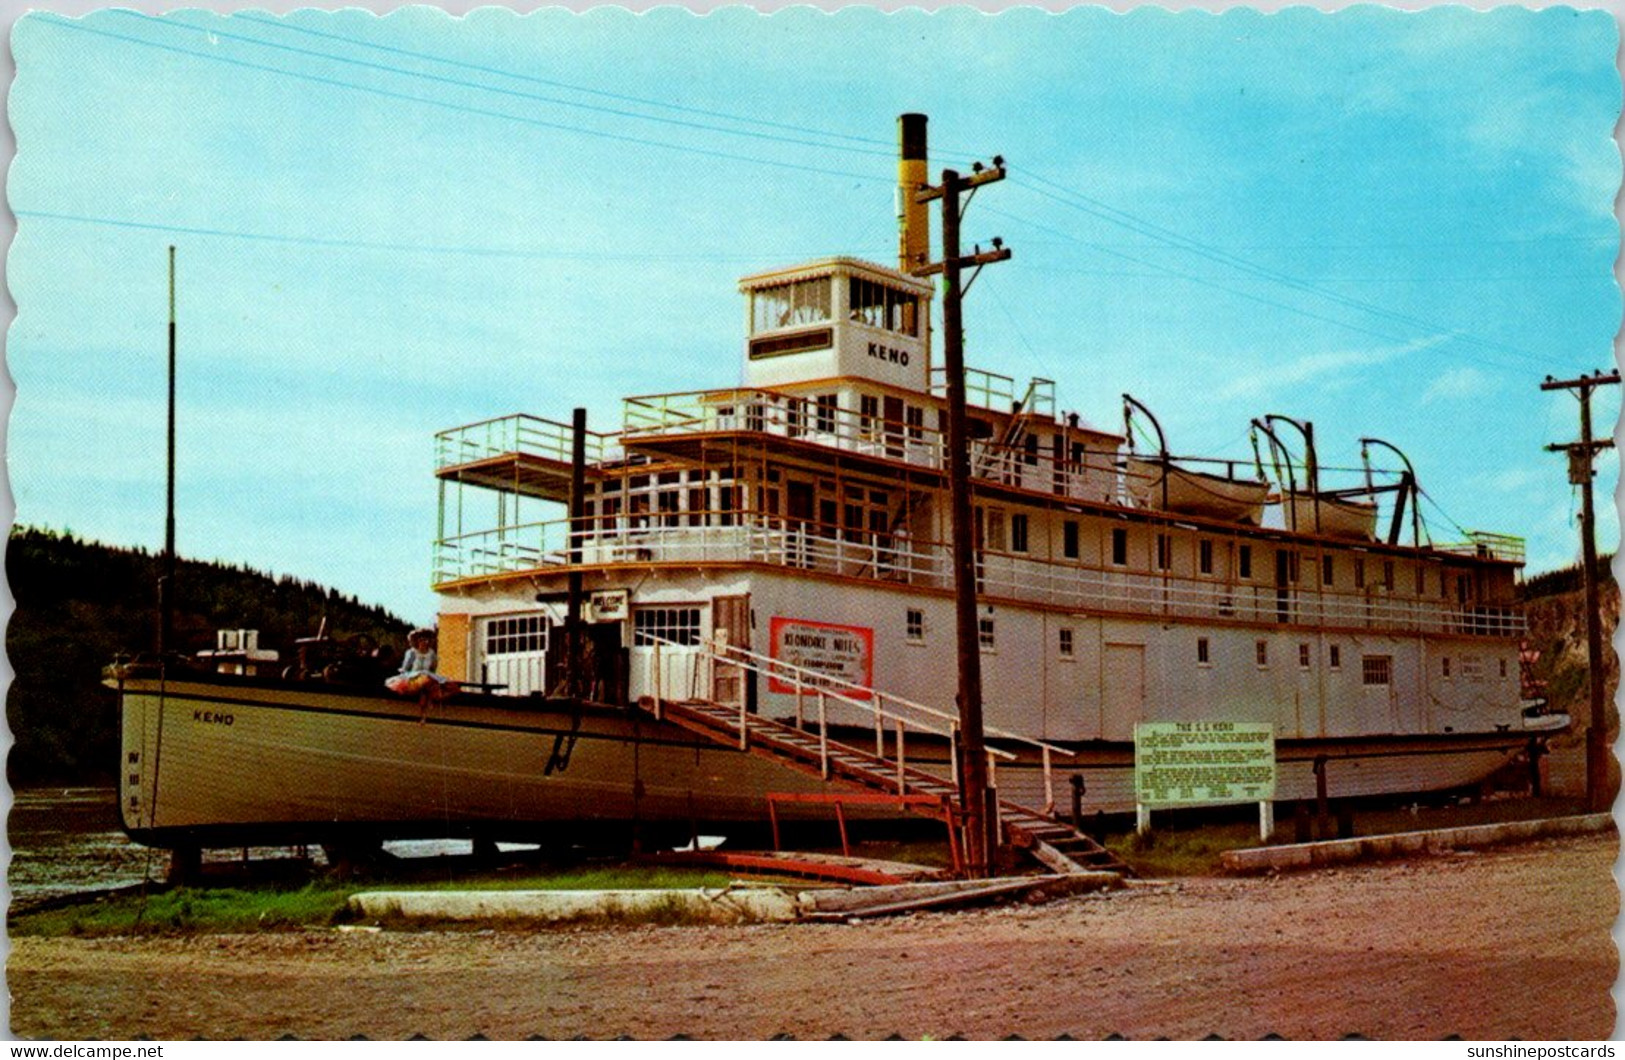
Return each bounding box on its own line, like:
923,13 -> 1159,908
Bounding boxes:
112,669 -> 1536,847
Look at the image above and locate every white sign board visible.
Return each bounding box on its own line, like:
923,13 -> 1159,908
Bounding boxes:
1134,721 -> 1276,807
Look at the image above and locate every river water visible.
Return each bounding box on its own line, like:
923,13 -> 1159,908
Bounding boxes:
9,787 -> 156,907
6,788 -> 524,909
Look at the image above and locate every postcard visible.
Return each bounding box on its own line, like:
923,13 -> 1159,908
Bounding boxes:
5,2 -> 1619,1042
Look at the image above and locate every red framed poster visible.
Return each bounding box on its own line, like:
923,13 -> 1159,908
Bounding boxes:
767,617 -> 874,699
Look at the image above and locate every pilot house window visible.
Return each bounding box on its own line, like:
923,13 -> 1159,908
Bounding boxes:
849,278 -> 919,336
750,277 -> 831,333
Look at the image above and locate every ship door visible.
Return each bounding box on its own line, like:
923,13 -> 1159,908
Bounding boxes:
787,480 -> 815,567
1274,549 -> 1294,623
883,396 -> 906,458
1101,642 -> 1146,742
476,614 -> 549,696
711,595 -> 752,710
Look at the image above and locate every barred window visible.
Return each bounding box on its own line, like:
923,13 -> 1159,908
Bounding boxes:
906,608 -> 924,643
1362,655 -> 1392,686
1058,627 -> 1074,658
978,617 -> 996,651
485,614 -> 548,656
633,607 -> 702,647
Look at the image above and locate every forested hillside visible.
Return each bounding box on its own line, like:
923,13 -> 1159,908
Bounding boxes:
6,527 -> 410,784
1521,555 -> 1619,743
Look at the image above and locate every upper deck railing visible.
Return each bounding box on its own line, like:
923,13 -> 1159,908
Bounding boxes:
436,413 -> 623,472
433,514 -> 1525,638
1434,532 -> 1526,564
623,388 -> 947,469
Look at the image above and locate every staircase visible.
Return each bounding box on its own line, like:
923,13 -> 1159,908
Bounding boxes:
639,688 -> 1131,877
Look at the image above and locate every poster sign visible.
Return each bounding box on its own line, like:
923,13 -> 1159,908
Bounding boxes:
1134,721 -> 1276,806
768,617 -> 874,699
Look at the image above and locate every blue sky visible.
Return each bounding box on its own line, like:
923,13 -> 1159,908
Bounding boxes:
7,5 -> 1620,625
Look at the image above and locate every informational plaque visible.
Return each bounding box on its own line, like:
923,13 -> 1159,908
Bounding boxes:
767,617 -> 874,699
1134,721 -> 1277,806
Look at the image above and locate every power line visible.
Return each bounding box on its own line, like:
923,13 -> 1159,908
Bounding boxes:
231,11 -> 904,154
1009,171 -> 1552,368
978,202 -> 1533,370
30,14 -> 883,184
14,207 -> 892,262
113,10 -> 901,163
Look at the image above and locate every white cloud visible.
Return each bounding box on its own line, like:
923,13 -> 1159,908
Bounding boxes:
1217,334 -> 1446,402
1422,366 -> 1496,405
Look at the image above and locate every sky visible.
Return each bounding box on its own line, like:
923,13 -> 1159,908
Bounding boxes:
6,3 -> 1621,626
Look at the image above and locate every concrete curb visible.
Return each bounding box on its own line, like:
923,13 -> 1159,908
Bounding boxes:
348,887 -> 802,925
1220,812 -> 1616,874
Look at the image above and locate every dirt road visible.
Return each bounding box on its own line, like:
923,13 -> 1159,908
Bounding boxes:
9,833 -> 1618,1040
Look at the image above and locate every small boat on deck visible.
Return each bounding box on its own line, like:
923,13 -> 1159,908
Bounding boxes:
1284,490 -> 1380,540
1124,455 -> 1270,524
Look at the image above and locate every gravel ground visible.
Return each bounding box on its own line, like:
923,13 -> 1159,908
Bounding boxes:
8,833 -> 1618,1040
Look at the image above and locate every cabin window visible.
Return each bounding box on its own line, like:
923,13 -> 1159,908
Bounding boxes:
905,405 -> 925,441
814,394 -> 838,433
1354,559 -> 1366,589
1058,627 -> 1074,658
785,398 -> 804,437
1499,658 -> 1508,679
633,607 -> 702,647
1063,521 -> 1080,560
1329,644 -> 1341,670
906,608 -> 924,643
859,395 -> 880,435
601,495 -> 622,531
1322,555 -> 1334,586
1199,539 -> 1214,575
1197,637 -> 1211,665
658,490 -> 680,528
484,614 -> 548,656
1155,534 -> 1172,571
978,617 -> 996,652
1383,560 -> 1395,591
1011,514 -> 1030,554
985,510 -> 1008,552
1239,544 -> 1252,580
1414,565 -> 1425,595
687,488 -> 707,526
1362,655 -> 1392,686
849,277 -> 918,336
1442,656 -> 1452,679
1111,528 -> 1129,566
1255,640 -> 1269,668
751,276 -> 831,333
1023,434 -> 1039,466
1299,643 -> 1311,670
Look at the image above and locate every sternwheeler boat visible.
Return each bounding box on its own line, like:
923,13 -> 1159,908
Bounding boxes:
110,114 -> 1562,857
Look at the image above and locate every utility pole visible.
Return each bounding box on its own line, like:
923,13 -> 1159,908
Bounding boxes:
1542,368 -> 1620,814
160,245 -> 177,658
915,159 -> 1011,876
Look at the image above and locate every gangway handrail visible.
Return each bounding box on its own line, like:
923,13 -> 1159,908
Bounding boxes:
637,632 -> 1073,813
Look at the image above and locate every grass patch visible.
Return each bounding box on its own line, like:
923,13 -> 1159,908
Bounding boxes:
9,865 -> 739,937
12,883 -> 353,938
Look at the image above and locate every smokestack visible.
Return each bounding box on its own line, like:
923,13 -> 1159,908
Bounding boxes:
898,113 -> 930,274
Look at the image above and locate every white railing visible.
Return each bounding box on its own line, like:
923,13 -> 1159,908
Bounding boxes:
434,517 -> 1526,637
623,388 -> 946,469
436,413 -> 623,471
641,633 -> 1073,813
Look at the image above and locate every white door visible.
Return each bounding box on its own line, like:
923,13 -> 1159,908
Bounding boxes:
477,614 -> 550,696
1102,642 -> 1146,742
628,605 -> 708,702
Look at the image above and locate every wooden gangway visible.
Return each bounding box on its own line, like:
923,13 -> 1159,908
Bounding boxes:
637,636 -> 1131,878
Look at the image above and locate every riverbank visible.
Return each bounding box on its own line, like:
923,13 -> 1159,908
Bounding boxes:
10,832 -> 1616,1040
